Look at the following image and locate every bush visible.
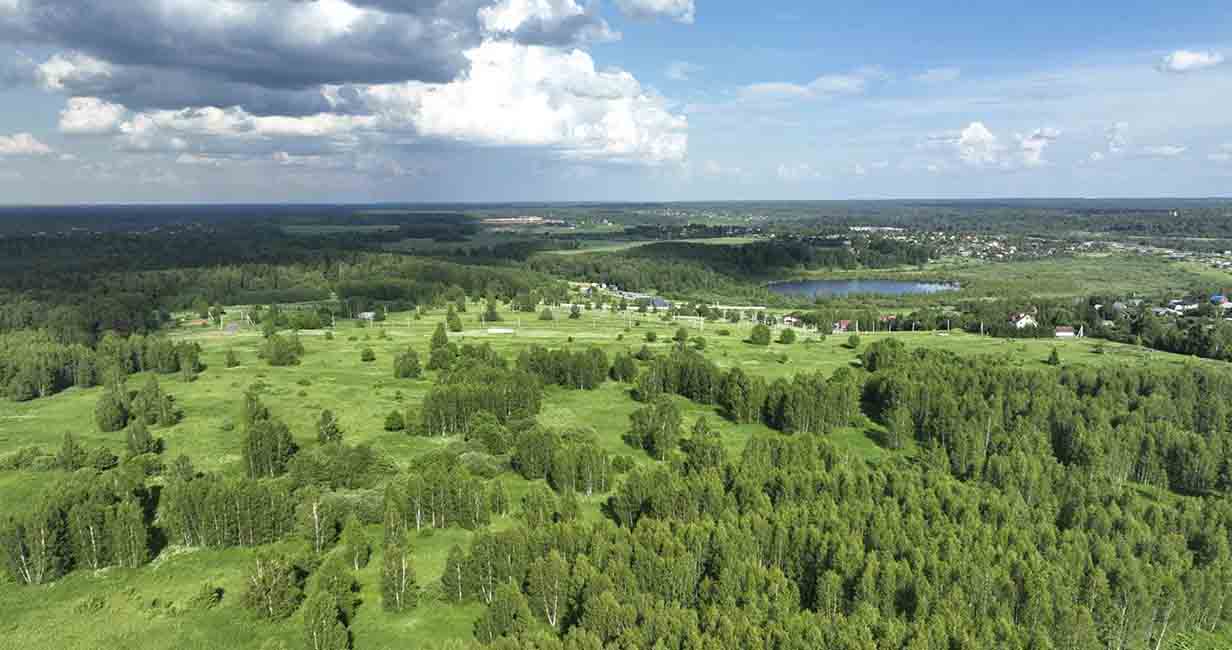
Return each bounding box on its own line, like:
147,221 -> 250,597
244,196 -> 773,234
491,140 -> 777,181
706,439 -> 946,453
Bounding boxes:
394,348 -> 422,379
225,350 -> 240,368
645,331 -> 658,343
324,331 -> 334,341
749,324 -> 772,346
778,329 -> 797,345
384,410 -> 406,432
717,329 -> 731,337
538,308 -> 555,321
846,334 -> 862,350
95,388 -> 130,433
361,347 -> 376,363
692,337 -> 707,351
261,333 -> 302,366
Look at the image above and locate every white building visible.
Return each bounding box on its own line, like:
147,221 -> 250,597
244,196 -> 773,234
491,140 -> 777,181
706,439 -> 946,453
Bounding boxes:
1010,313 -> 1037,329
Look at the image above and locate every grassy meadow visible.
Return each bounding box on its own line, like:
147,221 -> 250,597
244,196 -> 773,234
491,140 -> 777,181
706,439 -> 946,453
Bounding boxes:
1,300 -> 1229,649
790,252 -> 1232,300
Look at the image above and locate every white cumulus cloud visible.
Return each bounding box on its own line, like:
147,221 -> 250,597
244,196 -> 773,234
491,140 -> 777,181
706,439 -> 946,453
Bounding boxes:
59,97 -> 128,134
956,122 -> 1002,166
613,0 -> 695,24
926,122 -> 1059,168
36,52 -> 112,91
1016,127 -> 1061,167
361,41 -> 687,164
0,132 -> 54,156
1159,49 -> 1225,73
479,0 -> 618,45
740,66 -> 885,102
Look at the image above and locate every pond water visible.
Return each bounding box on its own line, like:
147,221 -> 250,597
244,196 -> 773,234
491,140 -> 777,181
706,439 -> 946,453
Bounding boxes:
768,279 -> 958,298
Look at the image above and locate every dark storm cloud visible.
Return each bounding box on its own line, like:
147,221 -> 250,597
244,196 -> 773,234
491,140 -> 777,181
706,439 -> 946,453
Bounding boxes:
2,0 -> 622,114
46,60 -> 359,116
0,0 -> 476,88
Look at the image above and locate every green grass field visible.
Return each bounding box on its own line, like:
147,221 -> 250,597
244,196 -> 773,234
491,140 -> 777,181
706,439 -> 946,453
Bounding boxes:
789,252 -> 1232,300
1,302 -> 1229,649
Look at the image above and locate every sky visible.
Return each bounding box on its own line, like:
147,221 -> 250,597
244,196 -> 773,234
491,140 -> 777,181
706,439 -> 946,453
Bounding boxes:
0,0 -> 1231,203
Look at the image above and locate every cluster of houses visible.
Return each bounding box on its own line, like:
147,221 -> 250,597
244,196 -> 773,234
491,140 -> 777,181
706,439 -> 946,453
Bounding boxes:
1150,294 -> 1232,318
1010,312 -> 1085,338
577,282 -> 674,310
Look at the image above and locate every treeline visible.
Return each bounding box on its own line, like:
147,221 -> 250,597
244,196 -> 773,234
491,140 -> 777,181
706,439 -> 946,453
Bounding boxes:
1,330 -> 202,402
625,236 -> 933,276
528,253 -> 781,304
0,233 -> 563,344
861,339 -> 1232,493
631,349 -> 864,435
420,337 -> 615,436
515,346 -> 609,390
0,467 -> 154,584
527,238 -> 932,307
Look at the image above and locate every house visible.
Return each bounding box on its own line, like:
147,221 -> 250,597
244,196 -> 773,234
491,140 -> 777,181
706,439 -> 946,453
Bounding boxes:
358,311 -> 377,321
1152,307 -> 1179,317
833,320 -> 852,333
1010,313 -> 1038,329
782,316 -> 801,327
1212,294 -> 1229,305
1055,326 -> 1078,338
649,297 -> 673,310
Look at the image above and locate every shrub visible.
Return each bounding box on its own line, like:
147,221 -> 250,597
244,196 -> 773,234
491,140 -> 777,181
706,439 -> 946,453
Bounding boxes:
778,329 -> 797,345
394,348 -> 422,379
645,331 -> 658,343
384,410 -> 406,432
95,388 -> 130,433
749,324 -> 772,346
361,347 -> 376,363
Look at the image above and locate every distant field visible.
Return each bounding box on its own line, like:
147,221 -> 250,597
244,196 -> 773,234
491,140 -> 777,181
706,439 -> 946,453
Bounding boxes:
790,252 -> 1232,299
544,235 -> 763,255
0,303 -> 1227,649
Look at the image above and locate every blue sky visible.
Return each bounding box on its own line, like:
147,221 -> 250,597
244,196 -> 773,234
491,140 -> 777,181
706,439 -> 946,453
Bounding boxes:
1,0 -> 1230,203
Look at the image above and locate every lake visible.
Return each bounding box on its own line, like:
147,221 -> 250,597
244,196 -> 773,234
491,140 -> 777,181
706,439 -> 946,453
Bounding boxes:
768,279 -> 958,298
